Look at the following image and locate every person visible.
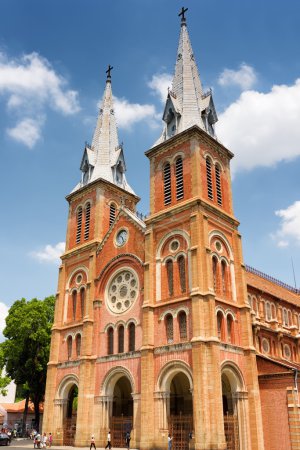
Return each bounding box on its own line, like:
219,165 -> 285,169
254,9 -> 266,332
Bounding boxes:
35,433 -> 41,449
42,432 -> 48,448
125,431 -> 130,450
105,430 -> 112,449
48,433 -> 53,448
90,434 -> 96,450
168,432 -> 173,450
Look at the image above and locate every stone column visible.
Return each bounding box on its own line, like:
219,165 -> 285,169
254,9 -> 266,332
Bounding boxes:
53,399 -> 68,445
234,391 -> 250,450
131,393 -> 141,448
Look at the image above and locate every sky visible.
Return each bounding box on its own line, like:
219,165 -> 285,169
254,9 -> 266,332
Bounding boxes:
1,0 -> 300,339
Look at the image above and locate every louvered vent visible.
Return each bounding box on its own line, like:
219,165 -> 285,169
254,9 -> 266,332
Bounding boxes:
164,163 -> 171,205
215,165 -> 222,206
206,158 -> 213,200
175,157 -> 184,200
84,202 -> 91,240
76,207 -> 83,244
109,203 -> 116,226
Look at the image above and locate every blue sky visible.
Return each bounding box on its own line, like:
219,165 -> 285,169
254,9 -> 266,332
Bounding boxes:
1,0 -> 300,337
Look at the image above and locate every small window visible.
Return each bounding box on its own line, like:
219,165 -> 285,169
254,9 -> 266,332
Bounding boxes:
283,309 -> 289,327
128,323 -> 135,352
215,164 -> 222,206
84,202 -> 91,240
206,157 -> 213,200
227,316 -> 234,343
118,325 -> 124,353
175,157 -> 184,200
166,259 -> 174,296
212,256 -> 218,292
109,203 -> 116,227
67,336 -> 72,360
221,260 -> 227,296
76,334 -> 81,357
265,302 -> 271,321
179,311 -> 187,340
72,291 -> 77,321
178,255 -> 186,293
164,163 -> 171,205
76,207 -> 83,244
80,288 -> 85,318
217,311 -> 224,340
107,327 -> 114,355
165,314 -> 174,343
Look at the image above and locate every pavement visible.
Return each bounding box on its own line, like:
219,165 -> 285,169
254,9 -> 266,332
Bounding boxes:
11,439 -> 136,450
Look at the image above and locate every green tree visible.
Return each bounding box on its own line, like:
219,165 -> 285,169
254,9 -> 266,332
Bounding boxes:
0,296 -> 55,432
0,346 -> 11,396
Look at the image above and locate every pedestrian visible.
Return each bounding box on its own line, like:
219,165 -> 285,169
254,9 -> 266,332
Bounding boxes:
90,434 -> 96,450
48,433 -> 52,448
105,430 -> 112,449
168,432 -> 173,450
125,431 -> 131,450
42,433 -> 48,448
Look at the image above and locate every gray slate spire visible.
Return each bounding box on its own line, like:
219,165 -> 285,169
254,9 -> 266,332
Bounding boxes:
72,70 -> 135,195
154,9 -> 218,145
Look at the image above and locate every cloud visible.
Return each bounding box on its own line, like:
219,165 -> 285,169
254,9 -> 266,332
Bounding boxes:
216,79 -> 300,174
7,117 -> 44,148
31,242 -> 65,264
272,201 -> 300,248
148,73 -> 173,103
0,302 -> 9,335
113,96 -> 159,130
218,63 -> 257,90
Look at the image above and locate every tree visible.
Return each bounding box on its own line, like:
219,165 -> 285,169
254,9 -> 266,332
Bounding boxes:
0,346 -> 11,396
0,296 -> 55,432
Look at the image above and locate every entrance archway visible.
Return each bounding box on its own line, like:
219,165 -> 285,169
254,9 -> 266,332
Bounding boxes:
63,384 -> 78,446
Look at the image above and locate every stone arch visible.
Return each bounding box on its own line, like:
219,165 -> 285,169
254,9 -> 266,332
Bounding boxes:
221,361 -> 245,393
101,366 -> 135,396
57,374 -> 79,399
157,360 -> 193,392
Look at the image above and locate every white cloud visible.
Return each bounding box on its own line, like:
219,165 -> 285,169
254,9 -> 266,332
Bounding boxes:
114,96 -> 159,130
272,201 -> 300,247
31,242 -> 65,264
0,302 -> 9,335
218,63 -> 257,90
216,79 -> 300,174
7,117 -> 43,148
148,73 -> 173,103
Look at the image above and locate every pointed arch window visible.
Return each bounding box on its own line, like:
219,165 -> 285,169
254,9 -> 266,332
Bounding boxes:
178,255 -> 186,293
179,311 -> 187,340
165,314 -> 174,343
72,291 -> 77,321
164,163 -> 171,205
80,288 -> 85,318
221,260 -> 227,296
118,325 -> 124,353
212,256 -> 218,292
166,259 -> 174,296
76,207 -> 83,244
107,327 -> 114,355
67,336 -> 72,360
175,157 -> 184,200
109,203 -> 116,227
128,322 -> 135,352
75,334 -> 81,357
217,311 -> 224,341
215,164 -> 222,206
206,157 -> 213,200
227,315 -> 234,343
84,202 -> 91,240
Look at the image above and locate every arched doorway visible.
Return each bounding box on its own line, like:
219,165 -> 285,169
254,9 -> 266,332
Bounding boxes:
111,376 -> 133,447
63,384 -> 78,446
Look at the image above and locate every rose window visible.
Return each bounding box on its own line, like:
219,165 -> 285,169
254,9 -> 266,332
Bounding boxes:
107,270 -> 138,313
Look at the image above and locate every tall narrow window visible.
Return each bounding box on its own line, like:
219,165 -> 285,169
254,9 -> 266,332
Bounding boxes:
72,291 -> 77,321
67,336 -> 72,360
206,157 -> 213,200
212,257 -> 218,292
84,202 -> 91,240
128,323 -> 135,352
118,325 -> 124,353
166,259 -> 174,296
76,334 -> 81,357
178,255 -> 186,293
80,288 -> 85,318
221,260 -> 227,296
215,164 -> 222,206
108,327 -> 114,355
217,311 -> 224,340
179,312 -> 187,340
165,314 -> 174,343
76,207 -> 83,244
109,203 -> 116,226
164,163 -> 171,205
175,157 -> 184,200
227,316 -> 234,343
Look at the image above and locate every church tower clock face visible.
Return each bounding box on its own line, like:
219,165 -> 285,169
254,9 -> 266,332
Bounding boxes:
106,268 -> 139,314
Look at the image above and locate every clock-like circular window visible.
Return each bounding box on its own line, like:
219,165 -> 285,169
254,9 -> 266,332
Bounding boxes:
106,269 -> 139,314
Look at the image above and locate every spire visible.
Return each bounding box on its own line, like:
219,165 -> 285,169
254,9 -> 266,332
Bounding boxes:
154,7 -> 218,145
72,66 -> 135,195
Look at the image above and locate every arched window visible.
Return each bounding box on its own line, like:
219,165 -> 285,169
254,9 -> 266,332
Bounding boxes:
265,302 -> 272,321
221,260 -> 227,296
76,207 -> 83,244
175,157 -> 184,200
118,325 -> 124,353
128,322 -> 135,352
164,163 -> 171,205
215,164 -> 222,206
72,291 -> 77,321
84,202 -> 91,240
80,288 -> 85,318
227,315 -> 234,343
178,311 -> 187,340
217,311 -> 224,340
75,334 -> 81,357
166,259 -> 174,296
107,327 -> 114,355
283,308 -> 289,327
67,336 -> 72,360
288,310 -> 292,327
212,256 -> 218,292
177,255 -> 186,293
206,157 -> 213,200
165,314 -> 174,343
109,203 -> 116,226
271,304 -> 276,320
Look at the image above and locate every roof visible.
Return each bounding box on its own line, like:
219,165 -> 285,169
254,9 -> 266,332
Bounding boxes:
0,399 -> 44,414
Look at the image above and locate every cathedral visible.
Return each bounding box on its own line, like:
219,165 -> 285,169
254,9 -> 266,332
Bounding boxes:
43,8 -> 300,450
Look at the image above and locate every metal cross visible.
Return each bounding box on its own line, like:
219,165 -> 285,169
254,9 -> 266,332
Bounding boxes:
106,64 -> 113,79
178,7 -> 188,21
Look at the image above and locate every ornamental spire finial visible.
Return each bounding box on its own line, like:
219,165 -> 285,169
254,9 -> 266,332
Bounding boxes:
106,64 -> 113,81
178,6 -> 188,25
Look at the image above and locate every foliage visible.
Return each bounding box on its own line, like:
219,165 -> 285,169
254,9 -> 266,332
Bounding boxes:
0,346 -> 10,396
0,296 -> 55,429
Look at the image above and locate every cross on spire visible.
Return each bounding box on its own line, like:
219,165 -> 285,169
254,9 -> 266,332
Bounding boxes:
106,64 -> 113,80
178,6 -> 188,23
